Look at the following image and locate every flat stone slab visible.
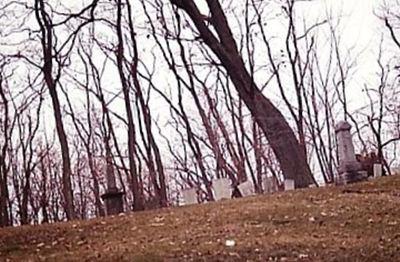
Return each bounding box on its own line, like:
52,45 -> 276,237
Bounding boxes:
262,177 -> 278,193
391,167 -> 400,175
373,164 -> 383,178
237,181 -> 255,197
284,179 -> 295,191
336,171 -> 368,185
181,188 -> 198,205
212,178 -> 232,201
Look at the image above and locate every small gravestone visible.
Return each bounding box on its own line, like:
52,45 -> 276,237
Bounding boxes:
335,121 -> 367,185
181,188 -> 198,205
262,177 -> 278,193
212,178 -> 231,200
101,188 -> 124,216
373,164 -> 383,178
237,181 -> 255,197
391,167 -> 400,175
284,179 -> 295,191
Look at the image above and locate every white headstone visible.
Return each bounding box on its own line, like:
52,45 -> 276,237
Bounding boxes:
237,181 -> 255,197
284,179 -> 295,191
262,177 -> 278,193
212,178 -> 231,201
181,188 -> 198,205
373,164 -> 383,178
391,167 -> 400,175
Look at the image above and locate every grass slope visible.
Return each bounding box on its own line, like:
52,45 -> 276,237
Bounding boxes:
1,176 -> 400,261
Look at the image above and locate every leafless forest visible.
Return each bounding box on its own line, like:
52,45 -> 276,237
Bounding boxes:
0,0 -> 399,226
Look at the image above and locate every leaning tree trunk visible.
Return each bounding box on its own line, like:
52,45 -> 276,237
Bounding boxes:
170,0 -> 314,188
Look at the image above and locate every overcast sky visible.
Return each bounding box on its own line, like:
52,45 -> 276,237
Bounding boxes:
53,0 -> 385,123
297,0 -> 381,111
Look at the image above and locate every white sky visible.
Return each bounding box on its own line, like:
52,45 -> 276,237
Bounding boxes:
293,0 -> 381,112
31,0 -> 383,139
4,0 -> 385,142
61,0 -> 381,97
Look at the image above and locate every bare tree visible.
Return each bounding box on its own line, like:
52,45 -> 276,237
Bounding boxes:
167,0 -> 314,188
14,91 -> 44,225
34,0 -> 99,220
0,59 -> 14,227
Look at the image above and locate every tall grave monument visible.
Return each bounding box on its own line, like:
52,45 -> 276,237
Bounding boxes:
101,154 -> 124,215
335,121 -> 367,185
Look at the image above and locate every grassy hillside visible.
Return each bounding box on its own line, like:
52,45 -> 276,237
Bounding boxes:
1,176 -> 400,261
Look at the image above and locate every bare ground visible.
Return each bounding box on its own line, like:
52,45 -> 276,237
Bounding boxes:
1,175 -> 400,261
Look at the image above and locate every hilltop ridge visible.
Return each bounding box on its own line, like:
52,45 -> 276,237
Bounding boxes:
1,175 -> 400,261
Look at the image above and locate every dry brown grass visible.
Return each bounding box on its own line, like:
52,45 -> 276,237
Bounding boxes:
1,175 -> 400,261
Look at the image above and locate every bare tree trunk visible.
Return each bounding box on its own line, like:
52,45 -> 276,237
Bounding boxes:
34,0 -> 75,219
0,157 -> 10,227
0,67 -> 11,227
39,146 -> 49,224
115,0 -> 144,211
170,0 -> 314,187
